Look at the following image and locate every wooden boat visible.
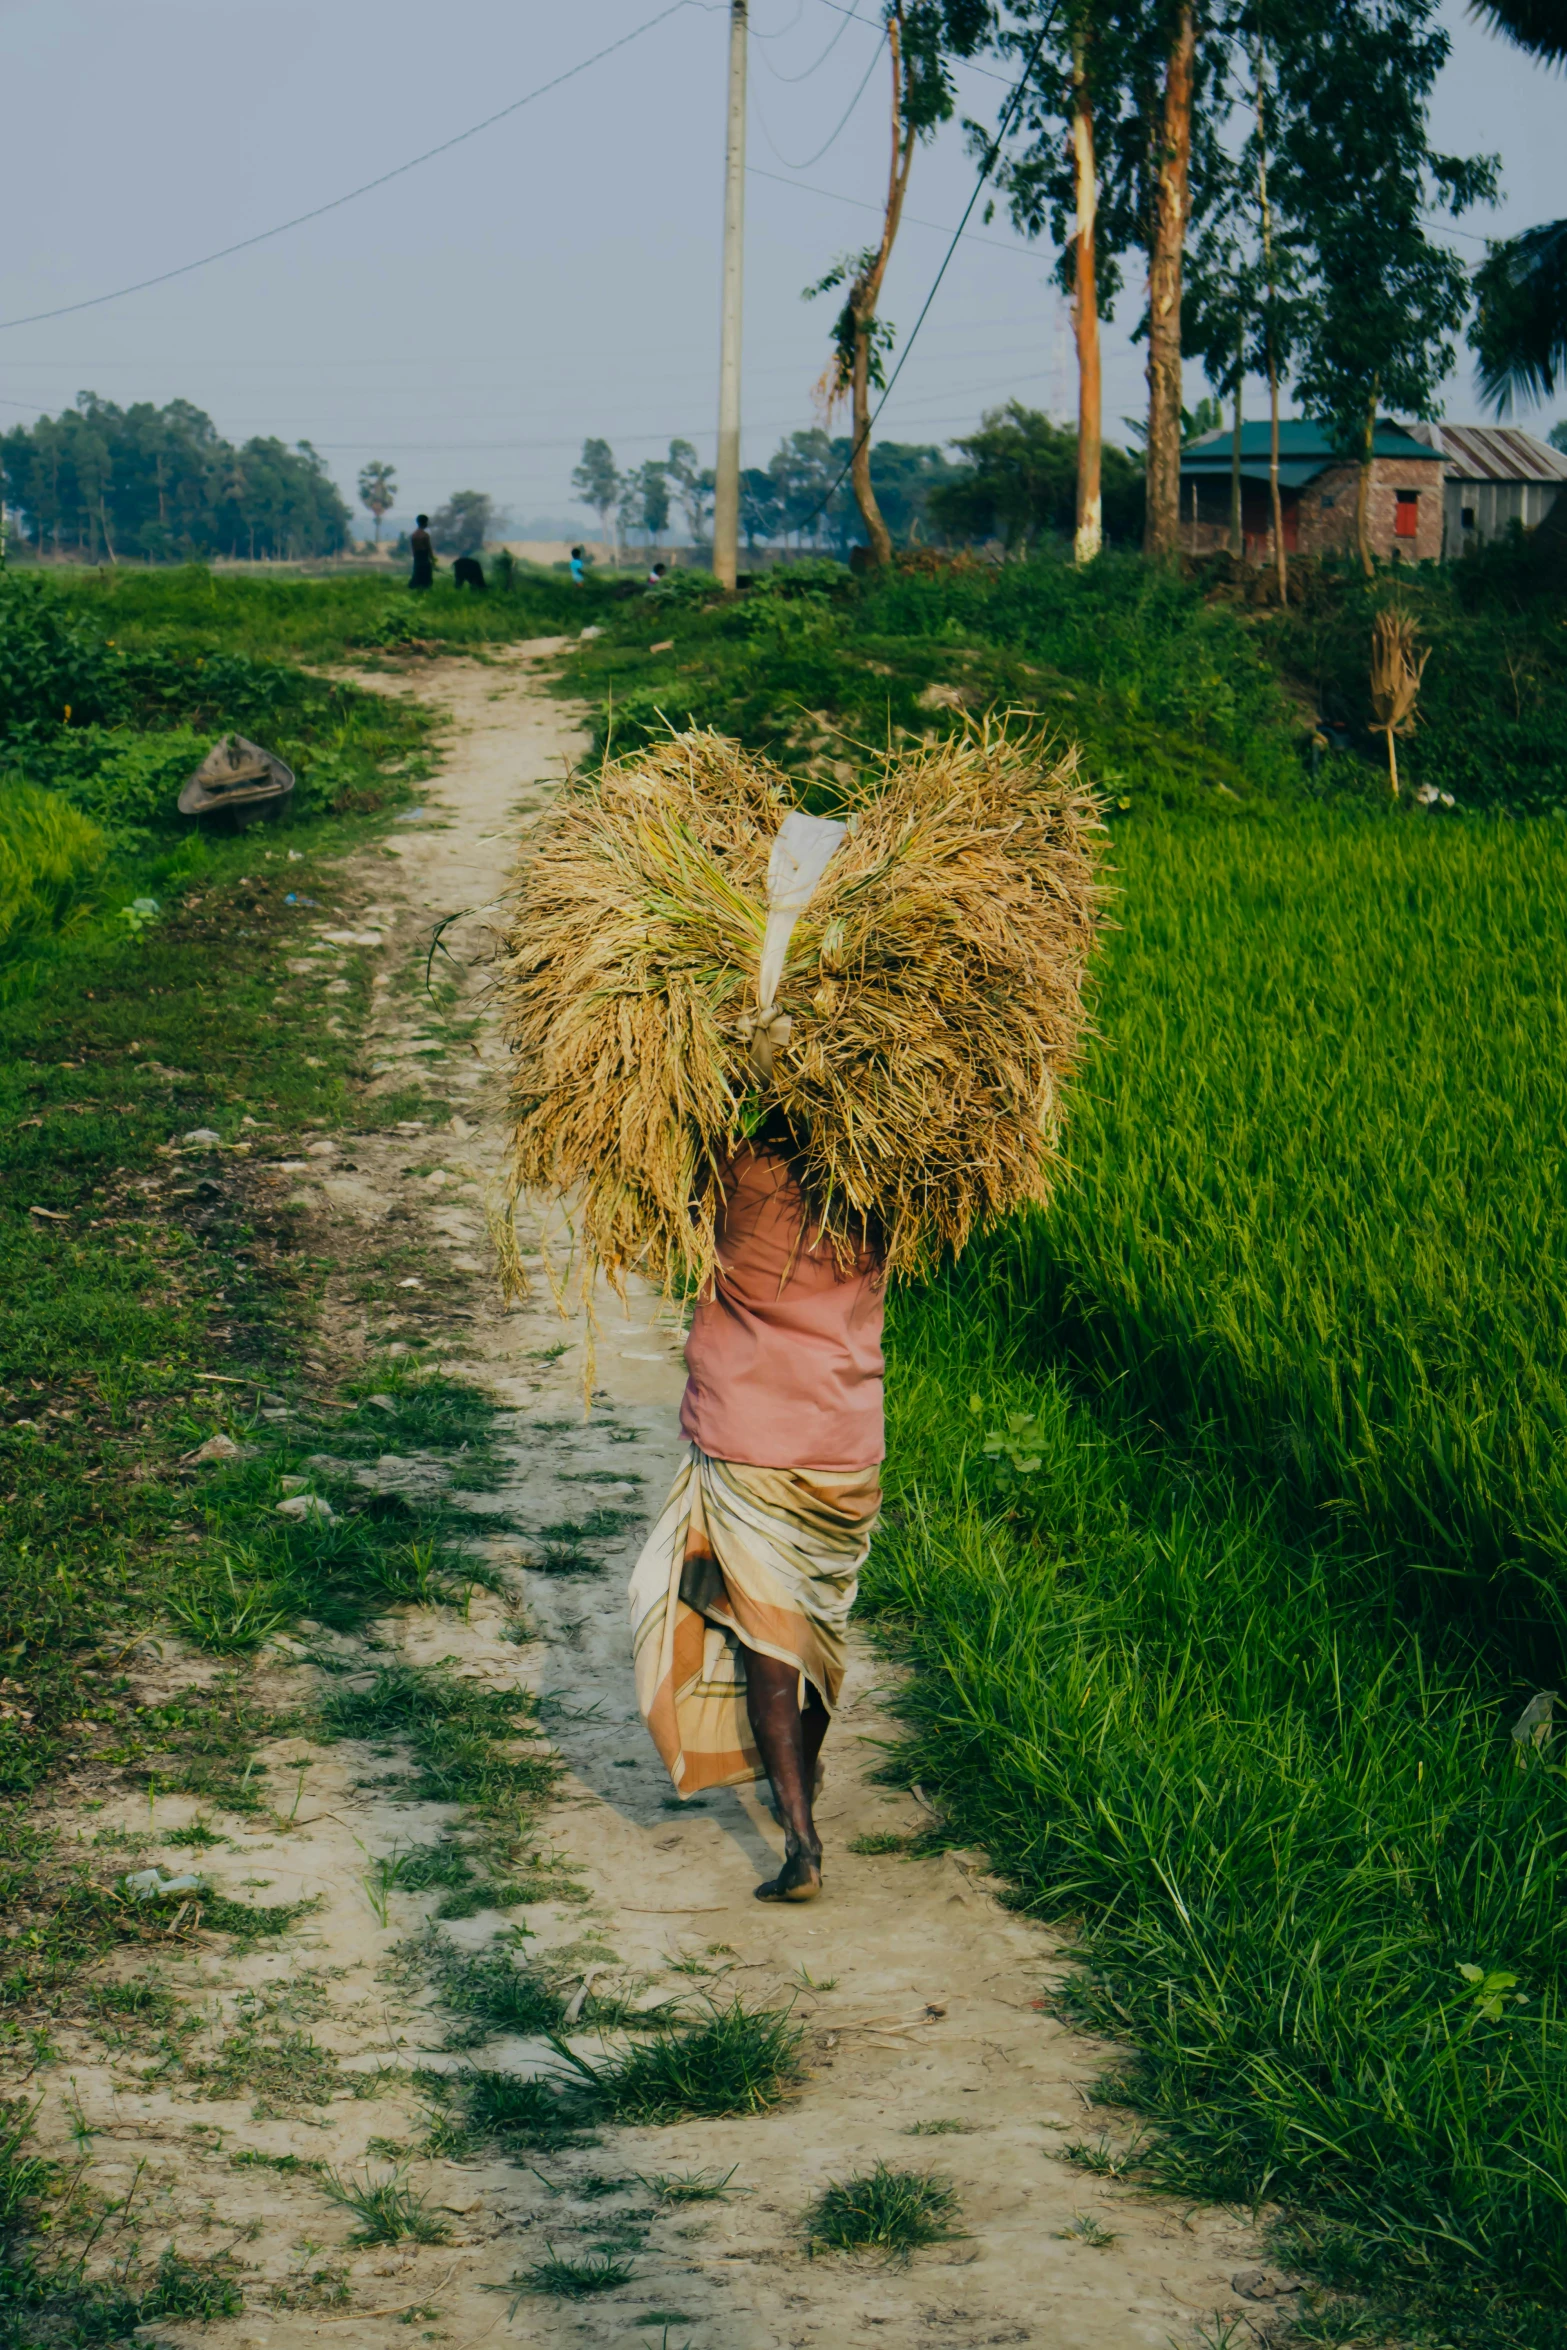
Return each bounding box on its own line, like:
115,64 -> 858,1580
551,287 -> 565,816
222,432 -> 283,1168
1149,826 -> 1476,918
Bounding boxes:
178,733 -> 295,831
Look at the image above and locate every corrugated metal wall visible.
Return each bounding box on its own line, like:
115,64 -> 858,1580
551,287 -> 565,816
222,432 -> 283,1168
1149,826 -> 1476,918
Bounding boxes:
1445,477 -> 1563,550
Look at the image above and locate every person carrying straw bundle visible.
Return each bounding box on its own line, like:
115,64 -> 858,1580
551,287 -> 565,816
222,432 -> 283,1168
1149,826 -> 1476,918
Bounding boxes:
497,719 -> 1104,1901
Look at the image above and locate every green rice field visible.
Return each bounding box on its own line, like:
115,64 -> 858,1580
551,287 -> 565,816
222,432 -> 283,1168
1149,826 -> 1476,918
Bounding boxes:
877,808 -> 1567,2343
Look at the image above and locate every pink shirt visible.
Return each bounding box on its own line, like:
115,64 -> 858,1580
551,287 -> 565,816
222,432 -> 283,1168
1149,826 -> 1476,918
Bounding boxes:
679,1147 -> 885,1470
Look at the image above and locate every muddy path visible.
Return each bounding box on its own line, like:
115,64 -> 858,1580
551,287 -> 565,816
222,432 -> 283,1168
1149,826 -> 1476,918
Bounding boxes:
38,651 -> 1283,2350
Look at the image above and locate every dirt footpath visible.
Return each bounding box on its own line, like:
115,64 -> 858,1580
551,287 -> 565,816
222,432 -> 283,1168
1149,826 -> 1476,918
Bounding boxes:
49,653 -> 1283,2350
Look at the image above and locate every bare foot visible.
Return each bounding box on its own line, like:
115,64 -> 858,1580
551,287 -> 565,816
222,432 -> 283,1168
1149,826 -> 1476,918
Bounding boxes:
755,1848 -> 822,1902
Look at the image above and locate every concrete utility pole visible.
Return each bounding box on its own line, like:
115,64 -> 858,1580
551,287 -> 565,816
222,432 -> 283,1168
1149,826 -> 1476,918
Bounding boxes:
712,0 -> 747,592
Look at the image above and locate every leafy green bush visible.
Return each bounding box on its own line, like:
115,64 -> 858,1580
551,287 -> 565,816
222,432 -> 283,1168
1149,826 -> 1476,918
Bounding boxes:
567,547 -> 1308,810
0,572 -> 129,739
26,727 -> 209,842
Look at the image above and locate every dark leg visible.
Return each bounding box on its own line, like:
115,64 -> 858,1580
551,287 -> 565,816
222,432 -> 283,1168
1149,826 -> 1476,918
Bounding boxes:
745,1651 -> 827,1901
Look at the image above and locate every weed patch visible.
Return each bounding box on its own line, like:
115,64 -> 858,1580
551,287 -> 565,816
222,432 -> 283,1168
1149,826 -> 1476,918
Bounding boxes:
509,2249 -> 636,2301
319,1661 -> 557,1815
555,1999 -> 803,2124
804,2161 -> 963,2259
320,2166 -> 450,2245
413,1933 -> 566,2045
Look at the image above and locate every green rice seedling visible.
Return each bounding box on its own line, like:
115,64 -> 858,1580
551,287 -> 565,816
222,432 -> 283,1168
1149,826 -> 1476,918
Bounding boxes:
903,2119 -> 972,2137
319,2167 -> 450,2245
637,2166 -> 739,2204
509,2249 -> 635,2302
230,2149 -> 323,2176
0,781 -> 106,985
847,1831 -> 908,1855
804,2161 -> 963,2259
874,1247 -> 1567,2324
556,1998 -> 803,2124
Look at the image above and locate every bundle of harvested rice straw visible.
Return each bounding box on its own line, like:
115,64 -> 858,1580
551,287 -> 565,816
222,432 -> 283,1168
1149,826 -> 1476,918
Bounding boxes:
494,717 -> 1106,1308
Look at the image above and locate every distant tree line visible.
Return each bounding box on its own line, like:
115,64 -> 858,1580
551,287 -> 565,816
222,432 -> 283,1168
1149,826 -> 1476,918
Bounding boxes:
1,393 -> 352,562
571,407 -> 1145,560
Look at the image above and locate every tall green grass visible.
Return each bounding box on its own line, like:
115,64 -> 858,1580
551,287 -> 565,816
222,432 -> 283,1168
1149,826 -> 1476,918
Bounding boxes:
0,783 -> 105,986
868,1344 -> 1567,2335
1008,810 -> 1567,1661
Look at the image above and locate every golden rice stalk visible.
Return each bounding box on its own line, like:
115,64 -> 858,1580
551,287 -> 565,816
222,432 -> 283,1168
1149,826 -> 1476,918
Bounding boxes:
1369,606 -> 1430,799
495,717 -> 1106,1309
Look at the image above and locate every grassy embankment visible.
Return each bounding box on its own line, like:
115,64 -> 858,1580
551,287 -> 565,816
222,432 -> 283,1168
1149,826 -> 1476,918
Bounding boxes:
561,549 -> 1567,2345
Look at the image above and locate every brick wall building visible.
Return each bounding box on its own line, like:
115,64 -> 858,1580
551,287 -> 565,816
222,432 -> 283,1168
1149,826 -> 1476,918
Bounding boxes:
1179,420 -> 1445,565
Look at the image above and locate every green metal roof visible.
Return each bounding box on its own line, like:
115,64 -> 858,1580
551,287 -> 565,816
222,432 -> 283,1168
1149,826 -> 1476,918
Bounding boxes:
1180,418 -> 1442,478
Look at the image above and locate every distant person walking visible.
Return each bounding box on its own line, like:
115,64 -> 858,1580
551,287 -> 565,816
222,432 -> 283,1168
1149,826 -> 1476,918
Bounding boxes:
409,513 -> 435,591
570,544 -> 588,585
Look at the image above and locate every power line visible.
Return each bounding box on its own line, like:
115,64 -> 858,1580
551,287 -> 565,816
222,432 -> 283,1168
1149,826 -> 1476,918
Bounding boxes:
757,23 -> 887,170
759,0 -> 869,82
0,4 -> 696,335
811,0 -> 1015,86
747,162 -> 1042,256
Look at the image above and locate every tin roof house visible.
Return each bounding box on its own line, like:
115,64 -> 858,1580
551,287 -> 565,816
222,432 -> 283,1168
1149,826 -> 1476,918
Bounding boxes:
1178,419 -> 1444,565
1403,423 -> 1567,552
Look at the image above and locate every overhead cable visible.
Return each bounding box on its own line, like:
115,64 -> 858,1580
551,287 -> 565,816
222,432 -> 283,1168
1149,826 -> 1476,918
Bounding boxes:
757,25 -> 888,170
0,2 -> 695,334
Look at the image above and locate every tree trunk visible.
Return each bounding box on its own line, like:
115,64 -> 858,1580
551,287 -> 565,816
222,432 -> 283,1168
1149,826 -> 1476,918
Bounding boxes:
1071,31 -> 1102,565
845,4 -> 914,566
1267,357 -> 1286,603
1229,365 -> 1243,556
1144,5 -> 1196,564
850,322 -> 892,566
1356,390 -> 1376,577
1255,37 -> 1287,605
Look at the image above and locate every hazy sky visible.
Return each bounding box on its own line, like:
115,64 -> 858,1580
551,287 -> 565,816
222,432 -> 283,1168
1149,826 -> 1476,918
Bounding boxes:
0,0 -> 1558,539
